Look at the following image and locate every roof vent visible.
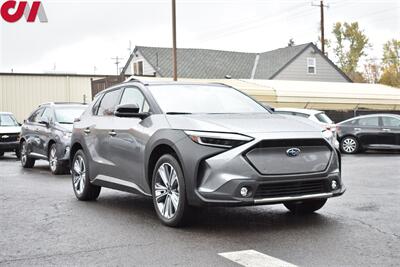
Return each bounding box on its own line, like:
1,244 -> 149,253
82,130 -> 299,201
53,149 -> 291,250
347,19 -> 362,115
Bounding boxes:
225,75 -> 232,79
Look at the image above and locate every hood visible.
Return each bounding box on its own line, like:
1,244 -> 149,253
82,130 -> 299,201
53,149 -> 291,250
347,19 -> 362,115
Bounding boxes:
166,113 -> 323,134
0,126 -> 21,134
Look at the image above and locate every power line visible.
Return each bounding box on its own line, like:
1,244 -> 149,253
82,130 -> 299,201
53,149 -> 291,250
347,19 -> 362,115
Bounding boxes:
196,3 -> 307,42
197,5 -> 314,44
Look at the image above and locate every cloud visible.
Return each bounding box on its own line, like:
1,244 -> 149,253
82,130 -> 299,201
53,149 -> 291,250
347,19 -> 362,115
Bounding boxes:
0,0 -> 399,74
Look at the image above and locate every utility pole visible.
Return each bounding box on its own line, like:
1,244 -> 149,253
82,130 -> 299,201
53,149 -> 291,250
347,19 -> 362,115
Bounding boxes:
127,40 -> 132,55
312,1 -> 329,55
171,0 -> 178,81
111,56 -> 123,75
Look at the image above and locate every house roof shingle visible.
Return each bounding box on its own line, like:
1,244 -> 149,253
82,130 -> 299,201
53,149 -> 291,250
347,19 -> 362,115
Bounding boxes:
136,46 -> 256,79
125,43 -> 349,81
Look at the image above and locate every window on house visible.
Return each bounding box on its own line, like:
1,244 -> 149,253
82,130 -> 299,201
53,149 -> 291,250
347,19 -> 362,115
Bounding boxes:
134,61 -> 144,76
307,58 -> 316,74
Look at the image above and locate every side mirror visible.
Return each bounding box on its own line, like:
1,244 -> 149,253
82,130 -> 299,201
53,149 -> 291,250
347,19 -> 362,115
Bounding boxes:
39,117 -> 50,126
115,104 -> 150,119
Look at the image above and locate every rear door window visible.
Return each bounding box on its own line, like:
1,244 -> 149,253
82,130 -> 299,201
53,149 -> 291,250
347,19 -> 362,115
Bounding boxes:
358,117 -> 379,127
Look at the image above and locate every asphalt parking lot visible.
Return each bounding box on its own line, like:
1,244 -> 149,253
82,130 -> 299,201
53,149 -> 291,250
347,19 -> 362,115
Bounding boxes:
0,152 -> 399,267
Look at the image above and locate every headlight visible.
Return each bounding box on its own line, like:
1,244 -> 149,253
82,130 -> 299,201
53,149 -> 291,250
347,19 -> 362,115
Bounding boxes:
322,130 -> 339,149
62,132 -> 72,139
184,131 -> 253,149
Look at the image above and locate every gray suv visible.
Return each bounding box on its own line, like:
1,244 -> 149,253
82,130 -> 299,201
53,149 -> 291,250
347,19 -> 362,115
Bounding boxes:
20,103 -> 87,174
70,79 -> 345,227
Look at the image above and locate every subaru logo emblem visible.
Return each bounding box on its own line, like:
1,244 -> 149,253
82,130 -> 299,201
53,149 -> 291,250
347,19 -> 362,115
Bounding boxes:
286,148 -> 301,157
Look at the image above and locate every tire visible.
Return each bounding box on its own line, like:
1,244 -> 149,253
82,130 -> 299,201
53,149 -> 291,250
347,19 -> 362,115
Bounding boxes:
152,154 -> 191,227
20,141 -> 35,168
49,143 -> 67,175
340,136 -> 359,154
0,151 -> 4,157
71,149 -> 101,201
284,198 -> 327,214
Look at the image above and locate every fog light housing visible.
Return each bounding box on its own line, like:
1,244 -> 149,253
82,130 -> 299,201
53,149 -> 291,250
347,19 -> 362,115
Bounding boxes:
331,180 -> 338,190
240,187 -> 249,197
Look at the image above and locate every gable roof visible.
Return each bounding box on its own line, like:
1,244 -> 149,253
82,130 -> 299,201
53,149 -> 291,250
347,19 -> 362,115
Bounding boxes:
123,43 -> 351,81
133,46 -> 256,79
254,43 -> 309,79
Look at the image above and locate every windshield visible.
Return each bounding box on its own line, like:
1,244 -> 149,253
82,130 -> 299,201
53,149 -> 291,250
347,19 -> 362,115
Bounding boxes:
315,112 -> 333,124
0,114 -> 19,127
148,85 -> 268,114
54,107 -> 86,124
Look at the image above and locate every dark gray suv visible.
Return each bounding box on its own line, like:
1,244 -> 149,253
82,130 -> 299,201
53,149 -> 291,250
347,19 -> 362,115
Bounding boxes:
70,79 -> 344,227
20,102 -> 87,174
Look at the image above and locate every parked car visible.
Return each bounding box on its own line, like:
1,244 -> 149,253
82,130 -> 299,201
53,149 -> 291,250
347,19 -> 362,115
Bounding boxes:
70,79 -> 345,227
337,114 -> 400,154
274,108 -> 336,132
0,112 -> 21,158
20,102 -> 87,174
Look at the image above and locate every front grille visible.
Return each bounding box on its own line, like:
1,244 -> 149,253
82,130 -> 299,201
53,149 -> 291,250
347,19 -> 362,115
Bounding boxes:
254,139 -> 330,148
245,138 -> 332,175
0,133 -> 19,143
254,180 -> 328,199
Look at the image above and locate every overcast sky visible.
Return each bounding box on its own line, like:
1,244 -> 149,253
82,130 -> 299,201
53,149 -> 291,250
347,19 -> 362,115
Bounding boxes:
0,0 -> 399,75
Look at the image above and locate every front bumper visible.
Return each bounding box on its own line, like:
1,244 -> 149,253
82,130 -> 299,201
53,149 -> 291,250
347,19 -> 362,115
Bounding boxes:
196,176 -> 345,206
174,131 -> 344,207
56,142 -> 70,162
0,141 -> 20,152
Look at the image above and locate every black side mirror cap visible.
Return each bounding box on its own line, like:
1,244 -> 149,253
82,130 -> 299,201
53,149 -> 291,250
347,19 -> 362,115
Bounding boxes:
114,104 -> 150,120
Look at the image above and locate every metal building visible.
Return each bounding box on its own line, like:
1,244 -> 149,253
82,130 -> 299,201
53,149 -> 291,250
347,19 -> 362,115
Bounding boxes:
0,73 -> 106,122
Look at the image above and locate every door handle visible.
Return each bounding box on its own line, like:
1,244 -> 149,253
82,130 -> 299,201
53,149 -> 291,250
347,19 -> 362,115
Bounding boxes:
108,130 -> 117,137
354,128 -> 361,131
34,128 -> 39,132
84,128 -> 91,134
382,128 -> 391,132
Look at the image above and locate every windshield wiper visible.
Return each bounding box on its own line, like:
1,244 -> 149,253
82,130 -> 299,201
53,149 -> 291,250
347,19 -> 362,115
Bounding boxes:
166,112 -> 192,115
59,122 -> 74,124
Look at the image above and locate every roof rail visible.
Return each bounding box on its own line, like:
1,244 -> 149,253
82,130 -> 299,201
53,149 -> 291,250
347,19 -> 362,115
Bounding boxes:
124,76 -> 145,84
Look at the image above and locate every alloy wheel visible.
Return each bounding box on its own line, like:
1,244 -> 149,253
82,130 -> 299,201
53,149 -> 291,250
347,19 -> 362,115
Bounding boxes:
342,138 -> 357,153
49,146 -> 57,172
72,155 -> 86,194
154,163 -> 180,220
21,142 -> 27,165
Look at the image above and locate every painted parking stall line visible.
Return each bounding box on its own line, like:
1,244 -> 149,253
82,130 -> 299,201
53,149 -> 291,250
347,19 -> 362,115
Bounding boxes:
219,250 -> 298,267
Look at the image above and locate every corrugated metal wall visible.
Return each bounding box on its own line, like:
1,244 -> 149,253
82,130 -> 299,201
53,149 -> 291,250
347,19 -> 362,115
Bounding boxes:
0,74 -> 97,122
